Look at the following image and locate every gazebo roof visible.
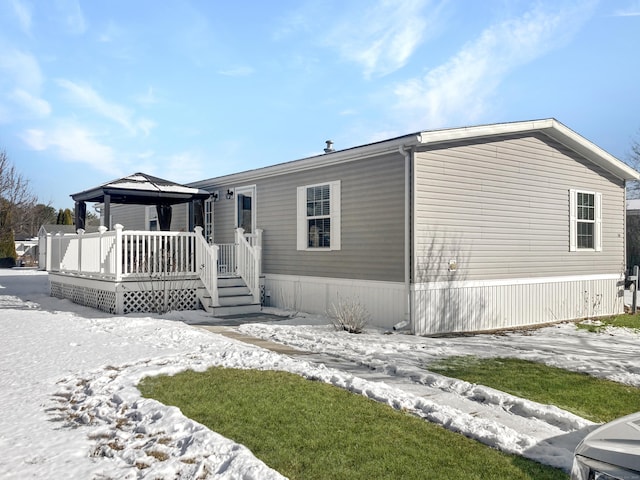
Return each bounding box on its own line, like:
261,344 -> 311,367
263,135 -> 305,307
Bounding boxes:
71,172 -> 211,205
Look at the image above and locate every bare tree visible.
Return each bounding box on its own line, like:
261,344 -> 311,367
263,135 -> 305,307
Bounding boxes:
0,151 -> 35,207
627,132 -> 640,273
0,151 -> 37,266
627,133 -> 640,199
14,203 -> 56,238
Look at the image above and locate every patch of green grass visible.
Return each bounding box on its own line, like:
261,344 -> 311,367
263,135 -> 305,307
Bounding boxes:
576,313 -> 640,332
139,368 -> 567,480
428,357 -> 640,423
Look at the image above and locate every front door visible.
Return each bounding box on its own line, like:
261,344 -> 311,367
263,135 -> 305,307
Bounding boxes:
235,185 -> 256,234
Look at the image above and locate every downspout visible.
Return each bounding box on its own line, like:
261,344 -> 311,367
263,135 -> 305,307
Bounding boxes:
399,145 -> 412,332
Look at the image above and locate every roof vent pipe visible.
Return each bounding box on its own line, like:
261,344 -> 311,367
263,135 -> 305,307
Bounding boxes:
324,140 -> 334,153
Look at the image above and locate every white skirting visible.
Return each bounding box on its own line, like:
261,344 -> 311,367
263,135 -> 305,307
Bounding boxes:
266,273 -> 624,335
264,274 -> 406,329
412,274 -> 625,335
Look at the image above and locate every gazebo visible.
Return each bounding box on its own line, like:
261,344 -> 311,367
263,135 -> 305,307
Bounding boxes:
71,172 -> 211,231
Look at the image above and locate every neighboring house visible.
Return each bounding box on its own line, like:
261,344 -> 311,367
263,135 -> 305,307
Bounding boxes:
626,199 -> 640,271
109,119 -> 640,334
14,238 -> 38,267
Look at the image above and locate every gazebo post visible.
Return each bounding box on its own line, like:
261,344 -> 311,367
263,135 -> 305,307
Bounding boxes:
74,201 -> 87,231
193,199 -> 204,230
104,194 -> 111,230
156,203 -> 173,231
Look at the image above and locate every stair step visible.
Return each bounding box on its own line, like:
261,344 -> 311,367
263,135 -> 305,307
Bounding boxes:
218,294 -> 255,306
210,303 -> 262,316
218,285 -> 251,297
197,276 -> 260,316
218,276 -> 247,288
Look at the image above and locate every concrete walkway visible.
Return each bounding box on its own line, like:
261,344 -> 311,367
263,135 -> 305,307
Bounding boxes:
197,325 -> 311,356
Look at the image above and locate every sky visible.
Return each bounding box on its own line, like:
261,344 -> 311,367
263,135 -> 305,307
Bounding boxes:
3,269 -> 640,476
1,0 -> 639,210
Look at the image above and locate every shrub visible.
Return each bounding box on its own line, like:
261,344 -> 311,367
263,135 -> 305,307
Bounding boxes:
0,227 -> 16,268
328,295 -> 369,333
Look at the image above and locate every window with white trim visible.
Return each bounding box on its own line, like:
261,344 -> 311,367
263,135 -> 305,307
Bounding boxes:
569,189 -> 602,251
297,180 -> 341,250
204,197 -> 214,243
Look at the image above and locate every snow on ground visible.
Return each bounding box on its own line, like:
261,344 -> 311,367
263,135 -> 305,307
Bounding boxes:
2,269 -> 640,478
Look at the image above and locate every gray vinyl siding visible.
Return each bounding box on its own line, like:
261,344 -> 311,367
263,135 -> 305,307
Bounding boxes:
110,203 -> 189,231
110,204 -> 147,230
170,204 -> 189,231
210,152 -> 406,282
413,132 -> 626,283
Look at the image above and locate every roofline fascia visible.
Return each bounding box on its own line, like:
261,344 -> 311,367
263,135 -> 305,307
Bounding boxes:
190,134 -> 421,188
541,120 -> 640,181
416,118 -> 640,181
415,119 -> 553,145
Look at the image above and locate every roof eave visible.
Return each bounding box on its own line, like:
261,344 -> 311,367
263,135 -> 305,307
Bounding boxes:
542,120 -> 640,181
416,118 -> 640,181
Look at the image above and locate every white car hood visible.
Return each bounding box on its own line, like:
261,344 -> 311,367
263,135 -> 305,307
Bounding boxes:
575,412 -> 640,473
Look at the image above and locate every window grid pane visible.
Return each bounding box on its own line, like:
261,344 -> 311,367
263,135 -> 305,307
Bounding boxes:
308,218 -> 331,248
305,184 -> 331,248
307,185 -> 331,218
577,222 -> 594,249
577,193 -> 595,221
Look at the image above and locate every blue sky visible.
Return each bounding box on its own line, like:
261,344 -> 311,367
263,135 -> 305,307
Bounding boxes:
1,0 -> 639,209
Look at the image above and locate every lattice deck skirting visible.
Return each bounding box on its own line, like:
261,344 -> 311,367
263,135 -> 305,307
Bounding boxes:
51,280 -> 117,313
122,288 -> 198,314
49,273 -> 202,315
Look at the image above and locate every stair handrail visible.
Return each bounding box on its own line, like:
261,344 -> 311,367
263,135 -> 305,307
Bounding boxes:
235,228 -> 262,304
194,226 -> 219,307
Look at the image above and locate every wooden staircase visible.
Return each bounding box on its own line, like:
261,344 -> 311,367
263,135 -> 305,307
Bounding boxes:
197,275 -> 261,316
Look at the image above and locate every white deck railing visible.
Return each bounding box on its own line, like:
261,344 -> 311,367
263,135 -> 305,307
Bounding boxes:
46,224 -> 261,306
194,226 -> 219,307
217,231 -> 260,276
235,228 -> 262,303
48,225 -> 200,280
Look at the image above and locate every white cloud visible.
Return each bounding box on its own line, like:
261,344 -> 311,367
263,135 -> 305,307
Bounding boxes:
164,151 -> 204,183
56,79 -> 155,136
11,0 -> 32,33
612,1 -> 640,16
136,118 -> 156,137
0,47 -> 49,121
393,2 -> 596,129
56,0 -> 86,35
323,0 -> 439,78
273,10 -> 310,40
133,150 -> 204,184
218,66 -> 255,77
98,20 -> 122,43
21,123 -> 120,175
134,87 -> 159,107
9,88 -> 51,117
0,48 -> 43,92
